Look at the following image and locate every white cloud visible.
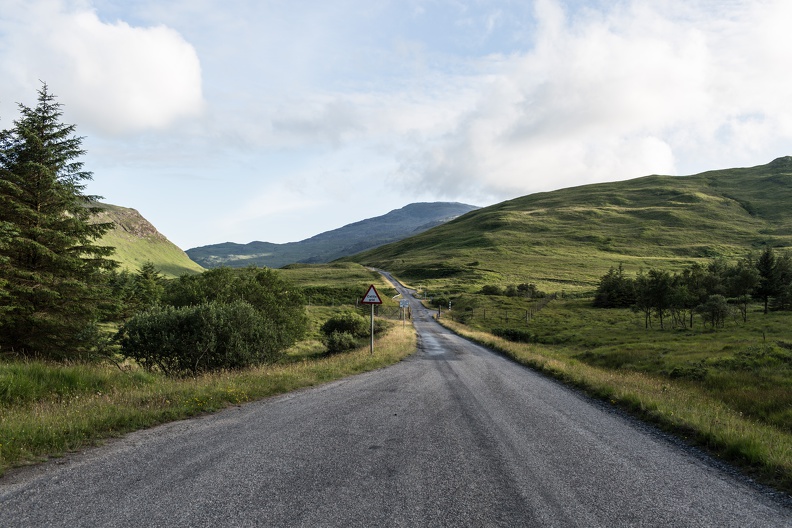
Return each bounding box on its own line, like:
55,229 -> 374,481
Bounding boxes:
394,0 -> 792,200
0,0 -> 204,135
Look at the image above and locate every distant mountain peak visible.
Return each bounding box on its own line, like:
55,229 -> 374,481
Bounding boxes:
93,204 -> 167,241
187,201 -> 479,268
767,156 -> 792,169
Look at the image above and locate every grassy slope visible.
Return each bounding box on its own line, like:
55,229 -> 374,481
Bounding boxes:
348,157 -> 792,294
94,203 -> 204,278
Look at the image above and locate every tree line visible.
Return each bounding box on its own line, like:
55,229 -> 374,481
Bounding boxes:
593,248 -> 792,329
0,85 -> 308,370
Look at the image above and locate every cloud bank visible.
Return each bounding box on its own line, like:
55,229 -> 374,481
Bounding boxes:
0,0 -> 204,135
390,0 -> 792,201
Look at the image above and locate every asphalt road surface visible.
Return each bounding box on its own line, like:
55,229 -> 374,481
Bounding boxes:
1,274 -> 790,527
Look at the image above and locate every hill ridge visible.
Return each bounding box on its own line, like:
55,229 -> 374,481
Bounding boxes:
345,157 -> 792,293
94,203 -> 204,278
187,202 -> 479,268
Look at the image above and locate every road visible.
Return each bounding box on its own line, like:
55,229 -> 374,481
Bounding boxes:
1,273 -> 790,527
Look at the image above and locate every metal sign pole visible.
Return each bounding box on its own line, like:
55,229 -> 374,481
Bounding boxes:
370,303 -> 374,355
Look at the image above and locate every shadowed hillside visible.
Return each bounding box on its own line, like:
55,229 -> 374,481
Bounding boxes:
187,202 -> 478,269
346,157 -> 792,294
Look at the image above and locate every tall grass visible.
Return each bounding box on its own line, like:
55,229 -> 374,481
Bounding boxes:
0,325 -> 415,476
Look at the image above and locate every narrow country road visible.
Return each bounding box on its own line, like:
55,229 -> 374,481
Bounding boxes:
1,274 -> 790,527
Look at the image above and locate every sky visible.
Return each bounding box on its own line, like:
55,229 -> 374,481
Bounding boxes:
1,0 -> 792,250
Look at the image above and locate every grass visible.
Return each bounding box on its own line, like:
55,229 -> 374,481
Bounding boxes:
280,262 -> 399,307
438,298 -> 792,493
0,321 -> 416,477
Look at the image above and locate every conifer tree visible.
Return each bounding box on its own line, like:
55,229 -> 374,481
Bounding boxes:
0,84 -> 116,358
754,247 -> 777,314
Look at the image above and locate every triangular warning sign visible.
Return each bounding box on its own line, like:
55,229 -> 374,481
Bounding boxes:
361,284 -> 383,304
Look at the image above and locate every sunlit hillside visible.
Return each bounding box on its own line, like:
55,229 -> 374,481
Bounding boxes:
94,203 -> 204,278
347,157 -> 792,294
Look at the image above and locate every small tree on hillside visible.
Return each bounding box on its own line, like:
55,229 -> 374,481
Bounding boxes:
632,269 -> 653,329
133,261 -> 165,308
770,252 -> 792,311
0,84 -> 116,357
647,268 -> 673,330
754,247 -> 778,314
696,294 -> 730,329
593,263 -> 635,308
725,256 -> 759,322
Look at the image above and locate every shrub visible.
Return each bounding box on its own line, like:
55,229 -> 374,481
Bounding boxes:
162,267 -> 307,346
373,318 -> 390,335
431,296 -> 451,309
480,285 -> 503,296
492,327 -> 535,343
319,311 -> 390,354
516,283 -> 546,298
118,301 -> 285,376
324,331 -> 359,354
320,311 -> 369,339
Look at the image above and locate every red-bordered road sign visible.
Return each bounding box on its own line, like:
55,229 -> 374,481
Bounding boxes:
361,284 -> 383,304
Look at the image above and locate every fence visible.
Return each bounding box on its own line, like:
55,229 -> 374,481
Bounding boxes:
449,293 -> 558,325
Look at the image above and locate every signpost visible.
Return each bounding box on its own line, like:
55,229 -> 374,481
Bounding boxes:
360,285 -> 382,354
399,298 -> 409,329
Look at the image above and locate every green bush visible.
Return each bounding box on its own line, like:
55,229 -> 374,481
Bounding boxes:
320,311 -> 369,339
492,327 -> 535,343
318,311 -> 392,354
162,267 -> 307,346
480,285 -> 503,296
373,318 -> 390,335
324,331 -> 360,354
117,301 -> 285,376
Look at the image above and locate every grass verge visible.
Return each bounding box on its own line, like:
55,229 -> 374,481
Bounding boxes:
438,318 -> 792,495
0,325 -> 416,477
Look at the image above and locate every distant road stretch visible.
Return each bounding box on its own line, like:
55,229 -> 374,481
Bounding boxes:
1,272 -> 790,527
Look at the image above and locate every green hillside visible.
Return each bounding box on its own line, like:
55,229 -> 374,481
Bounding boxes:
347,157 -> 792,293
93,203 -> 204,278
186,202 -> 478,268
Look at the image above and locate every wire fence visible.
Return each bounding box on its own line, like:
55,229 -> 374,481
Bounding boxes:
446,293 -> 558,325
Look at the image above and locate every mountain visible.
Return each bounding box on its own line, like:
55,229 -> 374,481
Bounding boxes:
345,157 -> 792,294
186,202 -> 479,269
94,203 -> 204,278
